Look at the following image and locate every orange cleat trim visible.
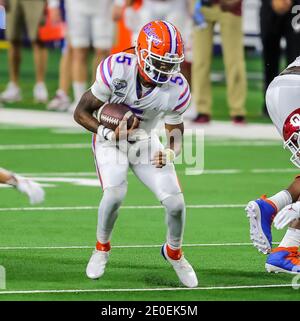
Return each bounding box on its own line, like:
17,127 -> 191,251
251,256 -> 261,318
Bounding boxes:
166,244 -> 182,260
271,246 -> 298,253
96,241 -> 111,252
271,246 -> 300,265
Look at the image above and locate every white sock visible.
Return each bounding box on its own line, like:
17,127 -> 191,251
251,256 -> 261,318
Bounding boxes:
279,228 -> 300,248
72,82 -> 86,103
268,190 -> 292,212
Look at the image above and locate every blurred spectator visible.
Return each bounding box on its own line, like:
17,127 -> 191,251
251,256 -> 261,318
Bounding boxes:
192,0 -> 247,124
47,0 -> 72,111
47,41 -> 72,111
124,0 -> 193,84
64,0 -> 116,112
260,0 -> 300,117
0,0 -> 49,103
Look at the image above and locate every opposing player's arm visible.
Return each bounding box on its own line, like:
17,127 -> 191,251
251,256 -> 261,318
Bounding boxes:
73,89 -> 104,134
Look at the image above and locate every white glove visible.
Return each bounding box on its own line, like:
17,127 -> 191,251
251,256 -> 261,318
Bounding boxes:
97,125 -> 115,141
274,202 -> 300,230
15,176 -> 45,205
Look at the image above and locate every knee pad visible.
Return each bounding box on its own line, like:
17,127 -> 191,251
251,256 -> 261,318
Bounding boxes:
162,193 -> 185,215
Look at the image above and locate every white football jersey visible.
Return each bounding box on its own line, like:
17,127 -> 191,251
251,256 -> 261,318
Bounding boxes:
90,53 -> 191,137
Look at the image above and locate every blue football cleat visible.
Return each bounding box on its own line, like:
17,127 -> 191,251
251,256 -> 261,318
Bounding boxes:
245,196 -> 277,254
265,247 -> 300,274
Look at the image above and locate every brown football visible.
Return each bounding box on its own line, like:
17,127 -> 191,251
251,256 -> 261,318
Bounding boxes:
96,103 -> 137,131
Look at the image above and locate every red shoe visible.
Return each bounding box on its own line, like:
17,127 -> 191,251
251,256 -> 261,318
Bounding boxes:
193,113 -> 211,124
232,115 -> 246,124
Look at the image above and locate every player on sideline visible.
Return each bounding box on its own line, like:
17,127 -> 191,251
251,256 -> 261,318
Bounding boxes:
0,168 -> 45,205
74,20 -> 198,287
246,57 -> 300,274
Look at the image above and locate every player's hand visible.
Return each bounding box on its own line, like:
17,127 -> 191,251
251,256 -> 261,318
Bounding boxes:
193,1 -> 207,29
274,202 -> 300,230
151,149 -> 175,168
114,115 -> 139,141
15,176 -> 45,205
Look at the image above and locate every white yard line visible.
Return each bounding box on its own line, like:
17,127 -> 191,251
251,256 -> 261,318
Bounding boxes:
0,143 -> 90,150
0,141 -> 281,151
17,168 -> 297,178
20,172 -> 96,177
252,168 -> 299,173
0,283 -> 296,295
0,242 -> 273,250
0,204 -> 246,212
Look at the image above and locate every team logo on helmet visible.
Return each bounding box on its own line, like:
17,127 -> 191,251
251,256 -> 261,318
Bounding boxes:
143,24 -> 162,46
290,114 -> 300,127
283,108 -> 300,168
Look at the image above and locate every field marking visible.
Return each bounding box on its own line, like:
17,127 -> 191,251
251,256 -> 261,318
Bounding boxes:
0,141 -> 281,151
0,242 -> 277,251
0,143 -> 90,150
0,204 -> 246,212
0,283 -> 297,295
17,168 -> 298,178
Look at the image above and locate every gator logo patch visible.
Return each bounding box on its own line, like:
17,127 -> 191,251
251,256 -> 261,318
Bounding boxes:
112,79 -> 127,97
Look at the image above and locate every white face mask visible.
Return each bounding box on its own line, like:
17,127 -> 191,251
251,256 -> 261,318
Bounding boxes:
284,132 -> 300,168
136,36 -> 184,84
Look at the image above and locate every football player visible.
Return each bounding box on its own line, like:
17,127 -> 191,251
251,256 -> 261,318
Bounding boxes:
74,20 -> 198,287
0,168 -> 45,205
246,57 -> 300,274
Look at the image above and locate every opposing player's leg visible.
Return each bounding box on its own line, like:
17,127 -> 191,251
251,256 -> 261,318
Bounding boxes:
246,177 -> 300,254
265,201 -> 300,274
130,138 -> 198,287
86,138 -> 129,279
266,219 -> 300,274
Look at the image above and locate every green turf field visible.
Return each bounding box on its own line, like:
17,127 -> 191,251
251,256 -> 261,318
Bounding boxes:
0,126 -> 300,301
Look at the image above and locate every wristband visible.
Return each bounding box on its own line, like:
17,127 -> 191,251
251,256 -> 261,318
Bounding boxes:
97,125 -> 114,141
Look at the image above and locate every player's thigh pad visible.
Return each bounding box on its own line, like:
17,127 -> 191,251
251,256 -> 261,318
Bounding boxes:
93,141 -> 129,190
